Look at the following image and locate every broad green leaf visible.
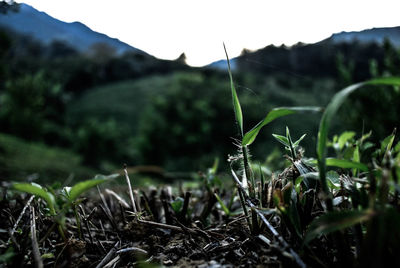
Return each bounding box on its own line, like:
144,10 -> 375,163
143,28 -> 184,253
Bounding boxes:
13,183 -> 56,215
272,134 -> 289,146
316,77 -> 400,196
380,131 -> 396,156
243,106 -> 321,146
326,170 -> 340,189
310,158 -> 368,171
68,174 -> 119,202
325,158 -> 367,172
224,44 -> 243,137
338,131 -> 356,150
304,209 -> 375,244
171,197 -> 184,213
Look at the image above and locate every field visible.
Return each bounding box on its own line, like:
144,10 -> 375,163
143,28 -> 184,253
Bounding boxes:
1,14 -> 400,267
1,74 -> 400,267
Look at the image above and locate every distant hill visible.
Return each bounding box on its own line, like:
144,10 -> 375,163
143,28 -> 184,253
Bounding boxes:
209,26 -> 400,71
0,3 -> 146,55
329,26 -> 400,47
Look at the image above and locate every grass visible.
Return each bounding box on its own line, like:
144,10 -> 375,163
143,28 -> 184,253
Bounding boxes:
0,133 -> 95,182
1,60 -> 400,267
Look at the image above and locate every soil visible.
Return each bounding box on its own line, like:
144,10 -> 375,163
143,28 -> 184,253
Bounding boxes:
0,183 -> 302,267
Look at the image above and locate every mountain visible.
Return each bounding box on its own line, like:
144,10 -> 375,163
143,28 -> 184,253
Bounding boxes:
330,26 -> 400,47
0,3 -> 145,55
208,26 -> 400,70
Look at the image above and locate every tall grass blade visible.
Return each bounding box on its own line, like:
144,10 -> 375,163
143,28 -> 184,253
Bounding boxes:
310,158 -> 368,172
243,106 -> 321,146
316,77 -> 400,210
224,43 -> 243,137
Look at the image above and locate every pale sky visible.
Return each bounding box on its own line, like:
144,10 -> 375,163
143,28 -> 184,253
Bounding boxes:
21,0 -> 400,66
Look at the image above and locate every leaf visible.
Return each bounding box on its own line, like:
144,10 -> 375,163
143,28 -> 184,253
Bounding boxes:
13,183 -> 56,215
171,197 -> 184,213
326,170 -> 340,189
214,193 -> 230,216
242,106 -> 321,146
293,134 -> 307,147
317,77 -> 400,195
305,209 -> 375,244
352,144 -> 360,176
338,131 -> 356,150
272,134 -> 289,146
323,158 -> 368,172
224,43 -> 243,137
380,130 -> 396,156
68,174 -> 119,202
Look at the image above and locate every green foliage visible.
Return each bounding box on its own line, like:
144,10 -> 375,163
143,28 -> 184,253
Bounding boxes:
317,77 -> 400,210
0,133 -> 94,182
224,44 -> 243,137
13,183 -> 56,215
243,107 -> 321,146
273,126 -> 307,159
304,209 -> 375,244
64,174 -> 119,203
170,197 -> 184,214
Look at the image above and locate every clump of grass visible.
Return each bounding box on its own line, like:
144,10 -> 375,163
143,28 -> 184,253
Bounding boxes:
224,44 -> 400,266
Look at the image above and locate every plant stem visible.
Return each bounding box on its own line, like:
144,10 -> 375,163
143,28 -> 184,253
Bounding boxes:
73,205 -> 83,240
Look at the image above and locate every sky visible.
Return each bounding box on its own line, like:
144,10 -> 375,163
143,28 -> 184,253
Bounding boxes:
20,0 -> 400,66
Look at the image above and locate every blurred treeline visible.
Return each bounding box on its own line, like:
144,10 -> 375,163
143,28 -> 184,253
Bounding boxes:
1,22 -> 400,181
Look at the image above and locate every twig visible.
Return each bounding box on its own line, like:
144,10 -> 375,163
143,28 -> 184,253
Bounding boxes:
116,247 -> 148,255
79,205 -> 94,244
138,219 -> 208,238
95,241 -> 120,268
30,206 -> 43,268
8,195 -> 35,245
105,189 -> 130,209
124,164 -> 137,213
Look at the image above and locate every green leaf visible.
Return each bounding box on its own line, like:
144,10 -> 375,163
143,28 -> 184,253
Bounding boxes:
171,197 -> 184,213
293,134 -> 307,147
224,43 -> 243,137
352,145 -> 360,176
316,77 -> 400,196
13,183 -> 56,215
326,170 -> 340,189
68,174 -> 119,202
214,193 -> 230,216
242,106 -> 321,146
338,131 -> 356,150
305,209 -> 375,244
380,130 -> 396,156
325,158 -> 368,172
272,134 -> 289,146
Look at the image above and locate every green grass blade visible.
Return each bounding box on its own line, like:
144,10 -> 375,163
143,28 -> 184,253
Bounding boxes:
13,183 -> 56,215
214,192 -> 230,216
243,106 -> 321,146
224,43 -> 243,137
310,158 -> 368,172
304,209 -> 375,244
293,134 -> 307,147
68,174 -> 119,202
272,134 -> 289,147
316,77 -> 400,206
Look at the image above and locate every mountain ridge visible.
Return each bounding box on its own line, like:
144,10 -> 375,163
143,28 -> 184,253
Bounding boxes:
0,3 -> 146,55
